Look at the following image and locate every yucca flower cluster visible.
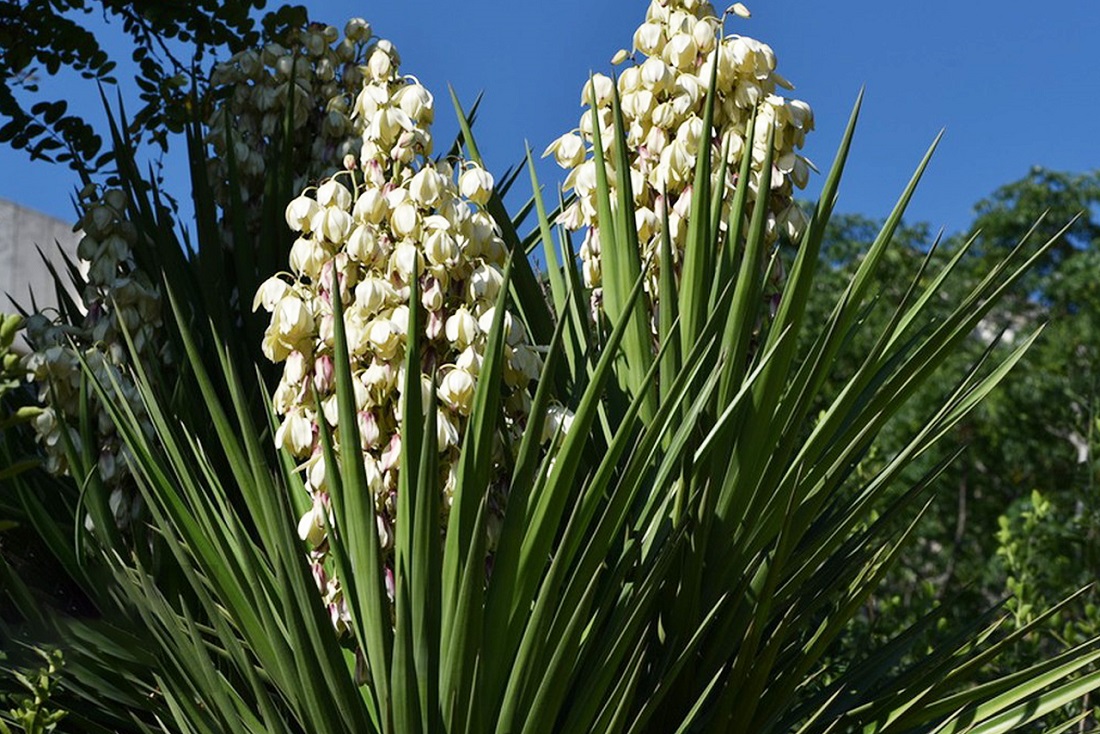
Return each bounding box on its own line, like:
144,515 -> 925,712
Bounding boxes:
547,0 -> 813,318
205,18 -> 377,228
255,34 -> 541,627
23,186 -> 165,529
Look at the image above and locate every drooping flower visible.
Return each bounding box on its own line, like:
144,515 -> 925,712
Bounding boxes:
23,185 -> 166,530
255,28 -> 539,631
548,0 -> 813,326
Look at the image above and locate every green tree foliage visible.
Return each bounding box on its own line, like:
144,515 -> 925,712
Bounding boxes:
0,0 -> 275,175
810,169 -> 1100,715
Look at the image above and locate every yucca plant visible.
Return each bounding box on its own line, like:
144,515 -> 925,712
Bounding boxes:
4,3 -> 1100,733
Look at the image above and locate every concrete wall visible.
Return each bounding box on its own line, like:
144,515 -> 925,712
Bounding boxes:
1,199 -> 83,352
0,198 -> 81,315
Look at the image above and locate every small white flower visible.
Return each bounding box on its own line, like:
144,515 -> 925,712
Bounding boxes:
353,188 -> 388,223
367,319 -> 402,360
445,307 -> 480,349
438,368 -> 476,415
316,179 -> 353,210
541,404 -> 575,444
458,166 -> 494,206
311,207 -> 353,243
253,276 -> 290,312
543,132 -> 587,169
286,196 -> 322,233
276,408 -> 314,456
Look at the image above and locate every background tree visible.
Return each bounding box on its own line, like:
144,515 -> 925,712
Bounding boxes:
0,0 -> 295,178
807,169 -> 1100,724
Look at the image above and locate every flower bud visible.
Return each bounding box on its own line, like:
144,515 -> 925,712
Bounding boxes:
313,354 -> 335,393
390,201 -> 421,239
298,501 -> 327,546
345,17 -> 372,42
347,224 -> 381,263
358,410 -> 381,448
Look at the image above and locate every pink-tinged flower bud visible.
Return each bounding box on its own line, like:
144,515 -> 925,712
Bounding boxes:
358,410 -> 381,448
422,278 -> 444,312
313,354 -> 334,393
285,350 -> 307,385
380,434 -> 401,472
426,309 -> 444,339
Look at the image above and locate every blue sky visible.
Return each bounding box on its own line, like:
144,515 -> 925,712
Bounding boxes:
2,0 -> 1097,236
